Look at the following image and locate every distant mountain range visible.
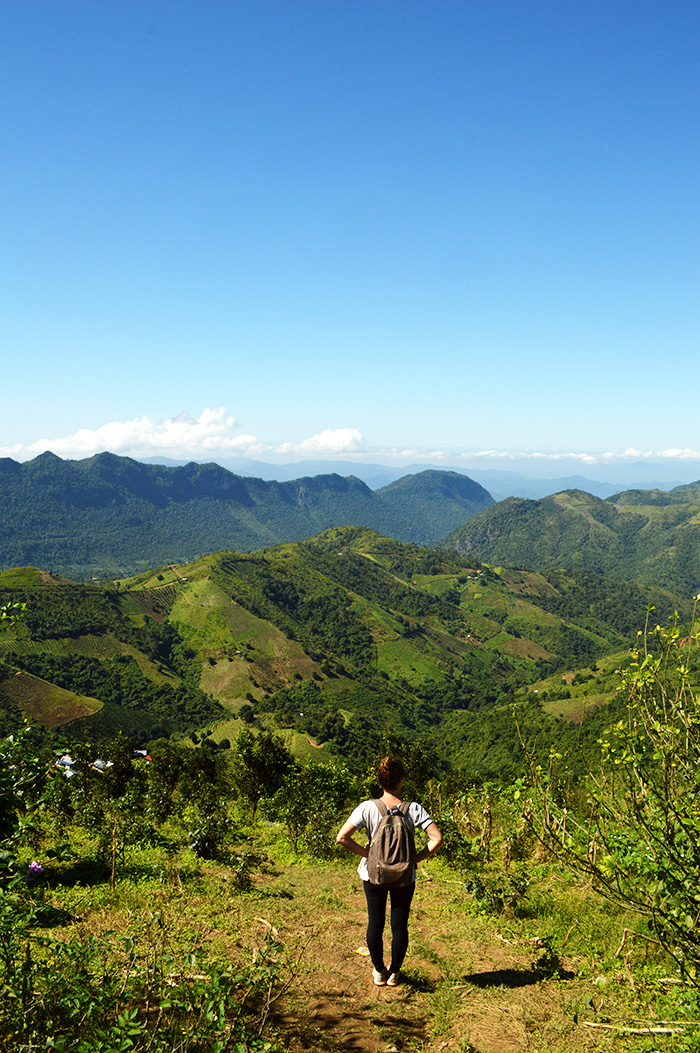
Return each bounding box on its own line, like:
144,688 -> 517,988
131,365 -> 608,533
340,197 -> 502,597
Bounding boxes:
146,455 -> 697,501
5,451 -> 700,598
0,452 -> 493,579
443,484 -> 700,597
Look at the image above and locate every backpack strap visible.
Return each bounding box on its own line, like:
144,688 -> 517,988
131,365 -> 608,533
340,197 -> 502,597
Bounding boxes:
374,799 -> 411,817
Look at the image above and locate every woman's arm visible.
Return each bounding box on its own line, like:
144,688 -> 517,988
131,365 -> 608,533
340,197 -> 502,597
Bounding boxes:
415,821 -> 443,864
336,819 -> 369,859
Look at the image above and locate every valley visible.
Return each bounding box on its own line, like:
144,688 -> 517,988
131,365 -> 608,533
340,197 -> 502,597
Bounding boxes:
0,526 -> 683,773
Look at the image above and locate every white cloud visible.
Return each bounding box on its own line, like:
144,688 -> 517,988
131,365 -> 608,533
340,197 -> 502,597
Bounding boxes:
0,412 -> 371,464
0,409 -> 261,462
459,450 -> 601,465
453,448 -> 700,467
657,448 -> 700,460
2,409 -> 700,476
295,428 -> 368,455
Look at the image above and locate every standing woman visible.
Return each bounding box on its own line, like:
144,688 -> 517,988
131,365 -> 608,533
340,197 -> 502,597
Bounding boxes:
336,756 -> 443,986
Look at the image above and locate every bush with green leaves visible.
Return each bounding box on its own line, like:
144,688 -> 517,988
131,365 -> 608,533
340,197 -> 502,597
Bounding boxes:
529,605 -> 700,980
0,726 -> 51,884
464,867 -> 530,916
183,802 -> 230,861
276,761 -> 354,857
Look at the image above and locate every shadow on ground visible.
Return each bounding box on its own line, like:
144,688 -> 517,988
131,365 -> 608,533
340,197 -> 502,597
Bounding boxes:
463,963 -> 574,989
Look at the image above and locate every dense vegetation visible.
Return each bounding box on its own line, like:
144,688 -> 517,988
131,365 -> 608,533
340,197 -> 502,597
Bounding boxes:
0,583 -> 136,641
0,529 -> 688,794
5,624 -> 700,1051
444,485 -> 700,596
7,653 -> 222,738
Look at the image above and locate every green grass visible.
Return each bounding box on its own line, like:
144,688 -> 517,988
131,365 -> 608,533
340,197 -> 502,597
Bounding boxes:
0,567 -> 49,586
199,656 -> 256,707
183,579 -> 229,608
223,602 -> 272,640
5,758 -> 691,1053
376,637 -> 444,681
420,574 -> 462,595
275,727 -> 335,763
208,715 -> 246,742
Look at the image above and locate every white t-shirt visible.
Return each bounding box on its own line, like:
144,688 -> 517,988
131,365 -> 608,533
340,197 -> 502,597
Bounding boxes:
346,799 -> 434,883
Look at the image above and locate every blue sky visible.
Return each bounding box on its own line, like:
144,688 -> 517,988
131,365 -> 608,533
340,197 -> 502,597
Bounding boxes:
2,1 -> 698,475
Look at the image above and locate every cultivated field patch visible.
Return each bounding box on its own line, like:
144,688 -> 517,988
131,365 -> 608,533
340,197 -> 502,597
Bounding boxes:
0,670 -> 101,727
199,656 -> 256,706
376,638 -> 444,681
223,602 -> 273,640
500,636 -> 552,660
543,692 -> 611,722
247,628 -> 318,692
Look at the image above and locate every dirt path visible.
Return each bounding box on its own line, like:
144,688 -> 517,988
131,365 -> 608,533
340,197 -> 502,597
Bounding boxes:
235,858 -> 614,1053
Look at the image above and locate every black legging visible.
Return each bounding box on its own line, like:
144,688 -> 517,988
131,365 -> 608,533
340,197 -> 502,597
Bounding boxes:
363,881 -> 415,974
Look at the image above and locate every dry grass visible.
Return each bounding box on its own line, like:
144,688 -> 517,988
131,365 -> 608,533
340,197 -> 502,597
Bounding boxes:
0,670 -> 101,727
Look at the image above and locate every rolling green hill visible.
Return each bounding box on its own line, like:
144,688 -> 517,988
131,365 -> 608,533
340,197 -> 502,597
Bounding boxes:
0,453 -> 493,579
0,528 -> 687,776
443,483 -> 700,596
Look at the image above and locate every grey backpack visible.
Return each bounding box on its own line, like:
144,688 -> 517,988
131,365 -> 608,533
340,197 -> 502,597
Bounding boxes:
366,799 -> 417,887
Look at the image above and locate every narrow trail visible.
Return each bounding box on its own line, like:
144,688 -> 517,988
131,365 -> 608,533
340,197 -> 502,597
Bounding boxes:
231,857 -> 611,1053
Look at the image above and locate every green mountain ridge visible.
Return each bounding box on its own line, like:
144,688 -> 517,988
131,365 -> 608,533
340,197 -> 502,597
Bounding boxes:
443,483 -> 700,596
0,453 -> 493,579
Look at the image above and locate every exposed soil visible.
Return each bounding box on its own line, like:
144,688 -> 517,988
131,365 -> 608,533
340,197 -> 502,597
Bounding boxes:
232,859 -> 627,1053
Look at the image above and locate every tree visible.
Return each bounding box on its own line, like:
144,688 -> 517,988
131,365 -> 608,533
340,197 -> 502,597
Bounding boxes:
0,727 -> 48,858
529,605 -> 700,979
0,603 -> 46,864
277,761 -> 353,855
233,729 -> 293,818
0,601 -> 26,631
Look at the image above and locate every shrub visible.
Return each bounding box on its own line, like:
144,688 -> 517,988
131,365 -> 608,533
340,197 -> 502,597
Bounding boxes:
529,605 -> 700,980
277,761 -> 353,858
464,867 -> 530,916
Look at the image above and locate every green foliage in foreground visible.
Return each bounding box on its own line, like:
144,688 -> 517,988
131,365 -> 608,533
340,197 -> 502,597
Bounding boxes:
530,604 -> 700,981
0,727 -> 284,1051
1,886 -> 283,1052
6,688 -> 700,1050
19,591 -> 700,1046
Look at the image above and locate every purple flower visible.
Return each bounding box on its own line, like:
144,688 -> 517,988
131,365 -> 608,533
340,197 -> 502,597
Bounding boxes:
26,861 -> 44,882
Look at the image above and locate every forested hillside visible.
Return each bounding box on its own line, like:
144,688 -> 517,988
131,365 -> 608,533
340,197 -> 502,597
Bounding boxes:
443,483 -> 700,595
0,528 -> 687,778
0,453 -> 493,579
